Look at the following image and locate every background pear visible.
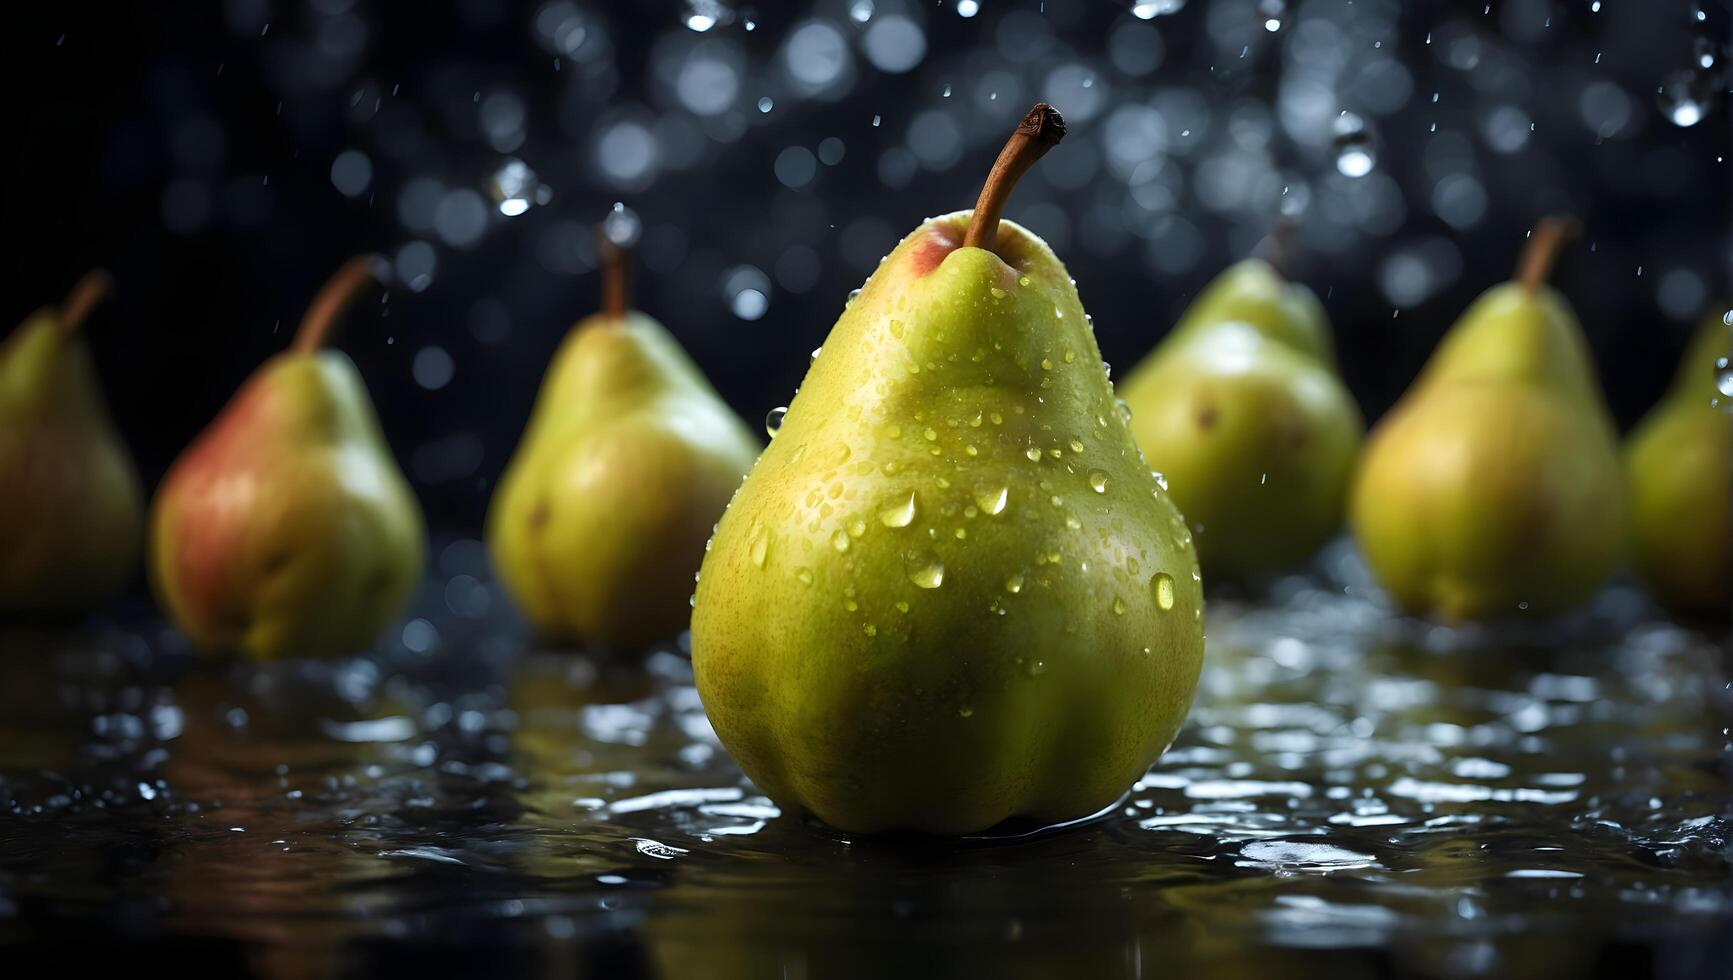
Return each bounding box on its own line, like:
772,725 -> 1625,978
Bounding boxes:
1350,218 -> 1624,621
150,256 -> 426,659
486,232 -> 761,650
0,272 -> 144,618
690,105 -> 1205,836
1625,309 -> 1731,617
1119,245 -> 1363,578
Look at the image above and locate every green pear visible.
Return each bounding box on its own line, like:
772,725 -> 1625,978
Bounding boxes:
1119,251 -> 1363,577
0,272 -> 143,619
690,105 -> 1205,836
1350,218 -> 1625,620
1625,309 -> 1731,617
487,233 -> 761,649
150,256 -> 426,659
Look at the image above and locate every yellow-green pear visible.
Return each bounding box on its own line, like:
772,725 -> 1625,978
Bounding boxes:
1119,244 -> 1363,577
0,272 -> 144,618
690,105 -> 1205,836
150,256 -> 426,659
486,233 -> 761,650
1350,218 -> 1625,620
1625,309 -> 1731,617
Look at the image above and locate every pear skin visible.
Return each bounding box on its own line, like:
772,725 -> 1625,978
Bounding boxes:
485,248 -> 761,649
1120,258 -> 1363,577
150,257 -> 426,659
0,272 -> 144,619
1350,220 -> 1625,620
1625,309 -> 1731,617
690,106 -> 1204,835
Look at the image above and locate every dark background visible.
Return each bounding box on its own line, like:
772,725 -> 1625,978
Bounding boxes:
3,0 -> 1728,531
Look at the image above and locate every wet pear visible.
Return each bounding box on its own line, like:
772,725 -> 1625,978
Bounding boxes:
690,105 -> 1205,836
1350,219 -> 1624,620
151,257 -> 426,659
1625,309 -> 1731,617
486,234 -> 761,650
1119,245 -> 1363,577
0,272 -> 144,618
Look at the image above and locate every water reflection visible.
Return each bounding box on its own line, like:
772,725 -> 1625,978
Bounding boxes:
0,546 -> 1727,977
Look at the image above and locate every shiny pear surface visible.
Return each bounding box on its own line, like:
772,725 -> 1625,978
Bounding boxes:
1625,311 -> 1731,616
691,214 -> 1204,835
487,312 -> 761,649
1351,283 -> 1625,620
0,308 -> 143,617
151,350 -> 425,659
1121,260 -> 1362,577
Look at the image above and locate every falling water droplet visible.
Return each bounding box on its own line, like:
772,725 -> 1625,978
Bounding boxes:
1151,572 -> 1176,610
1332,112 -> 1377,177
765,406 -> 788,437
908,556 -> 945,589
879,491 -> 918,528
602,201 -> 641,246
1658,70 -> 1714,127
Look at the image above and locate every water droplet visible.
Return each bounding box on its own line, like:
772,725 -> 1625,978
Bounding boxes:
908,556 -> 945,589
1151,471 -> 1169,491
1151,572 -> 1176,610
1025,446 -> 1044,462
1715,357 -> 1733,397
1026,659 -> 1048,677
974,485 -> 1008,516
990,286 -> 1007,299
765,406 -> 788,437
923,427 -> 937,441
796,567 -> 814,586
831,530 -> 851,553
958,705 -> 975,718
879,491 -> 918,528
1017,275 -> 1032,287
1332,111 -> 1377,177
1088,470 -> 1109,493
1041,358 -> 1054,370
749,523 -> 769,567
1658,70 -> 1713,127
849,519 -> 867,538
1112,596 -> 1127,615
1004,574 -> 1024,594
1115,399 -> 1133,423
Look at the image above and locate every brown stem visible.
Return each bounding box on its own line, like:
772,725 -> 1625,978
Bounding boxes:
1259,218 -> 1297,279
596,226 -> 631,321
962,103 -> 1067,252
1516,216 -> 1579,295
293,255 -> 384,353
59,270 -> 113,333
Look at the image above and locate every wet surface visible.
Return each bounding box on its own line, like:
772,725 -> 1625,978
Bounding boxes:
1,540 -> 1728,979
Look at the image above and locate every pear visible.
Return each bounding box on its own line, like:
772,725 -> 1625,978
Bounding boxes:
690,105 -> 1205,836
486,230 -> 761,649
1349,218 -> 1625,620
150,256 -> 426,659
0,272 -> 144,619
1625,309 -> 1731,617
1119,237 -> 1364,577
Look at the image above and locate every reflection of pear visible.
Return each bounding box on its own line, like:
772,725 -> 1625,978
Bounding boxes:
0,272 -> 144,618
1350,219 -> 1624,620
1120,254 -> 1363,577
1625,309 -> 1731,617
691,106 -> 1205,835
487,236 -> 760,650
151,257 -> 426,659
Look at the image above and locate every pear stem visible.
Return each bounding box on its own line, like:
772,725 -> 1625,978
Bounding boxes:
1260,218 -> 1297,279
293,255 -> 384,354
597,227 -> 631,321
59,270 -> 113,333
1516,216 -> 1579,295
962,103 -> 1067,252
